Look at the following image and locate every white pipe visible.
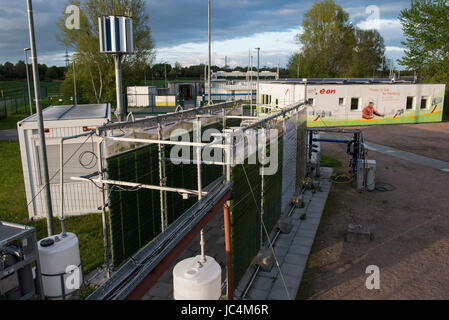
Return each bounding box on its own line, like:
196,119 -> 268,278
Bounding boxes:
70,177 -> 208,196
59,139 -> 66,237
105,136 -> 226,149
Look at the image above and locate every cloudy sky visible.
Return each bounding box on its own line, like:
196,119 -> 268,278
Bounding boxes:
0,0 -> 410,68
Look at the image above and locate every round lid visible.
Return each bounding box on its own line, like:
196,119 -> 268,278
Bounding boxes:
40,238 -> 55,247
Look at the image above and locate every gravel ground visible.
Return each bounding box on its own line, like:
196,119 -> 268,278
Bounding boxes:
297,122 -> 449,300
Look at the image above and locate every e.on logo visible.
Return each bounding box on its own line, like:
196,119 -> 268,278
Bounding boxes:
319,89 -> 336,95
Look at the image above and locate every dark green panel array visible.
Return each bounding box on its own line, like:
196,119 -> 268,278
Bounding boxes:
262,135 -> 284,242
107,118 -> 241,268
107,145 -> 162,267
230,162 -> 261,286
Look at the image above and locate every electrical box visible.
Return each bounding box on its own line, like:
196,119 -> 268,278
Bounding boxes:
0,221 -> 43,300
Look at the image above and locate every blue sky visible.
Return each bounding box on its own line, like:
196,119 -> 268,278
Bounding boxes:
0,0 -> 410,68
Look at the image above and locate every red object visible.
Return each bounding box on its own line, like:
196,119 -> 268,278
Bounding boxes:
223,203 -> 234,300
393,113 -> 398,119
125,191 -> 232,300
431,105 -> 438,113
314,115 -> 321,122
44,128 -> 50,133
285,89 -> 289,95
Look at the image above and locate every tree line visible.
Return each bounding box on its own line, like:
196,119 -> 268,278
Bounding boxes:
0,61 -> 66,81
145,63 -> 288,80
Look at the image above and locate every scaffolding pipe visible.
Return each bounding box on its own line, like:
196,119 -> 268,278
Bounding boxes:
71,177 -> 207,196
223,203 -> 233,300
97,135 -> 111,278
59,139 -> 67,238
196,119 -> 206,264
158,123 -> 167,231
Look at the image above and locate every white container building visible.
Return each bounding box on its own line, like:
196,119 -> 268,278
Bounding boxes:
127,86 -> 157,107
258,78 -> 446,127
17,104 -> 111,219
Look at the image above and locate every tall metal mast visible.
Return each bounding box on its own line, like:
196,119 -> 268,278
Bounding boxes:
26,0 -> 54,236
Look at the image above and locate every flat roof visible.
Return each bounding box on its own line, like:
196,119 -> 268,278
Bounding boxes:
275,78 -> 417,85
22,104 -> 109,122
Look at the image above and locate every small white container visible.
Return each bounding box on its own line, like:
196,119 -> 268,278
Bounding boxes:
173,255 -> 221,300
38,232 -> 82,299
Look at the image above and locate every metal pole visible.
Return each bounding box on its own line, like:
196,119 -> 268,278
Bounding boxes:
223,203 -> 233,300
164,63 -> 167,89
250,55 -> 253,115
114,54 -> 124,121
97,136 -> 111,278
255,47 -> 260,116
196,118 -> 206,264
24,48 -> 33,115
157,123 -> 167,231
59,139 -> 66,237
73,59 -> 77,106
208,0 -> 212,106
26,0 -> 54,236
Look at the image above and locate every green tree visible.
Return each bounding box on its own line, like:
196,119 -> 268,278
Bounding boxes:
289,0 -> 385,78
350,29 -> 385,77
399,0 -> 449,83
56,0 -> 154,104
294,0 -> 355,77
399,0 -> 449,119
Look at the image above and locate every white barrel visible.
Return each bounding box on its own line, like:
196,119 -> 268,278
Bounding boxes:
173,255 -> 221,300
365,160 -> 376,191
38,232 -> 82,299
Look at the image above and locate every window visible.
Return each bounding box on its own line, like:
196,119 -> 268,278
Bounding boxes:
275,99 -> 278,107
406,97 -> 414,110
339,98 -> 345,106
307,98 -> 315,105
351,98 -> 360,110
420,97 -> 429,109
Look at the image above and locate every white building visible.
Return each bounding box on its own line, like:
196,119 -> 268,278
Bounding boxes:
17,104 -> 111,219
258,79 -> 446,127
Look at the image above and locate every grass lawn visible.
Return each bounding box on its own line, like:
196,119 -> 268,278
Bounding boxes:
320,154 -> 342,168
0,141 -> 104,274
0,114 -> 28,130
0,81 -> 62,98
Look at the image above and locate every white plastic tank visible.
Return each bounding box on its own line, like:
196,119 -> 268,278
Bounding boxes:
38,232 -> 82,299
173,255 -> 221,300
357,160 -> 376,191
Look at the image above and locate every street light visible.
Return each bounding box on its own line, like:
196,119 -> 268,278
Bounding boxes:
24,48 -> 33,115
255,47 -> 260,115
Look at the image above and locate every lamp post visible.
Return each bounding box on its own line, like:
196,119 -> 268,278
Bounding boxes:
24,48 -> 33,115
255,47 -> 260,115
208,0 -> 211,105
26,0 -> 54,236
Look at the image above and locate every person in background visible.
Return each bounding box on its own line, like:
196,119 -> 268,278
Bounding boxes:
362,101 -> 384,120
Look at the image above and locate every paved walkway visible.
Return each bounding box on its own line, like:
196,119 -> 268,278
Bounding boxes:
0,129 -> 18,141
242,167 -> 333,300
322,134 -> 449,173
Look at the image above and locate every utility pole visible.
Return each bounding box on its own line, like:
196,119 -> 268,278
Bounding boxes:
255,47 -> 260,115
24,48 -> 33,115
26,0 -> 54,236
164,63 -> 167,88
208,0 -> 212,106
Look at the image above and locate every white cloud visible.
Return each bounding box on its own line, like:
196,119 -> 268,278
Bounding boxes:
156,27 -> 302,68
